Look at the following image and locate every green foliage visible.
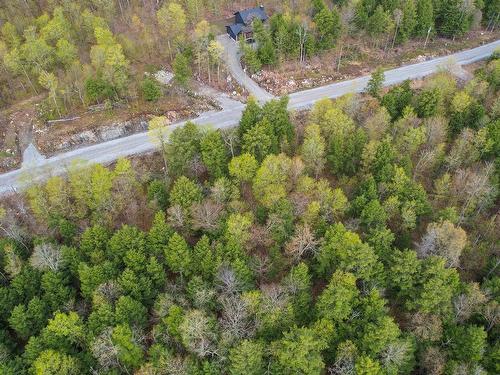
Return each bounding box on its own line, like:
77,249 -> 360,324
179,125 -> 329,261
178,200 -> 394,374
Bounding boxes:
416,88 -> 441,117
315,223 -> 381,281
240,40 -> 262,73
192,236 -> 219,281
115,295 -> 147,327
415,0 -> 434,37
314,7 -> 341,50
238,97 -> 262,141
229,340 -> 265,375
3,53 -> 500,375
398,0 -> 417,43
271,323 -> 332,374
355,356 -> 383,375
381,80 -> 413,120
242,118 -> 276,162
328,125 -> 366,176
436,0 -> 473,38
367,6 -> 392,39
229,153 -> 258,182
141,76 -> 162,101
173,52 -> 192,87
316,270 -> 359,322
112,324 -> 144,370
448,92 -> 486,136
252,153 -> 292,208
32,349 -> 80,375
169,176 -> 202,210
84,75 -> 114,104
147,180 -> 169,210
9,297 -> 47,340
366,68 -> 385,98
165,232 -> 192,277
148,211 -> 173,257
285,263 -> 313,325
108,225 -> 146,269
447,325 -> 487,363
262,96 -> 294,150
253,19 -> 277,66
165,121 -> 202,178
301,124 -> 326,177
390,252 -> 460,315
201,130 -> 228,179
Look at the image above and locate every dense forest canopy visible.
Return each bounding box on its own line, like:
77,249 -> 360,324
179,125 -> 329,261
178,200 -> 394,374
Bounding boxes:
0,51 -> 499,374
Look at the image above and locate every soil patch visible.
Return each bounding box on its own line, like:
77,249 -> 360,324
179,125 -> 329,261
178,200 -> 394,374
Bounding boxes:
0,95 -> 45,173
34,91 -> 214,156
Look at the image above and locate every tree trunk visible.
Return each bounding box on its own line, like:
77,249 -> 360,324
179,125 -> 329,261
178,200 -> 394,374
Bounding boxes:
167,40 -> 172,61
492,13 -> 500,32
21,66 -> 38,95
337,42 -> 344,72
391,24 -> 399,49
198,52 -> 201,78
52,92 -> 61,118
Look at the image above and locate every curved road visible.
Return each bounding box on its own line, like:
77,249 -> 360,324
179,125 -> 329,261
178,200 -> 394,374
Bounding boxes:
1,39 -> 499,195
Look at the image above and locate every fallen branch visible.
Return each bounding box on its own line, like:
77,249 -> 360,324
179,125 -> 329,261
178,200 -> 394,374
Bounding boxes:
46,116 -> 81,124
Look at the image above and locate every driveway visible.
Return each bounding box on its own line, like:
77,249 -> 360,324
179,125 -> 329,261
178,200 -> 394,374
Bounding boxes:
216,34 -> 275,102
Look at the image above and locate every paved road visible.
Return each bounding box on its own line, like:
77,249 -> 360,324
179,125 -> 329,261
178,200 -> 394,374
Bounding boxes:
1,39 -> 499,195
217,34 -> 275,102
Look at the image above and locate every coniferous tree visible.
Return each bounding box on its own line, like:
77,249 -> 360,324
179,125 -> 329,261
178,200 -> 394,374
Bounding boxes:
238,97 -> 262,141
366,67 -> 385,98
436,0 -> 472,38
165,233 -> 192,277
201,130 -> 228,180
415,0 -> 435,37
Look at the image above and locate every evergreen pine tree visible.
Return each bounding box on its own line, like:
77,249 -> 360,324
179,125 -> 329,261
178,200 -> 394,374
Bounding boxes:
415,0 -> 434,37
165,233 -> 192,277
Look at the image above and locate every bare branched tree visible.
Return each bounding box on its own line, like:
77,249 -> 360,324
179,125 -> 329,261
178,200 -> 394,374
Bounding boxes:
421,346 -> 446,375
451,163 -> 497,222
453,283 -> 487,322
217,266 -> 244,297
96,281 -> 122,304
91,328 -> 120,371
219,294 -> 255,344
482,301 -> 500,332
189,154 -> 207,180
407,312 -> 443,342
417,220 -> 467,267
180,310 -> 218,358
380,340 -> 412,372
285,224 -> 319,262
167,204 -> 186,231
221,128 -> 239,158
191,199 -> 224,232
249,224 -> 273,251
29,243 -> 62,272
328,341 -> 356,375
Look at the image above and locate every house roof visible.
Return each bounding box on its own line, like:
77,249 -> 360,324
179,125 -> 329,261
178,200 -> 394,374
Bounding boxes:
227,23 -> 243,36
235,6 -> 268,25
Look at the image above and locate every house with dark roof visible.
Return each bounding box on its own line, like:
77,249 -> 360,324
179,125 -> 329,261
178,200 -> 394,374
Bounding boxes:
226,5 -> 268,42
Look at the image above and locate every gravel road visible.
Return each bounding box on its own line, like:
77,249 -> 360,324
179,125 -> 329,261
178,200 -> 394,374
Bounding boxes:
1,39 -> 499,195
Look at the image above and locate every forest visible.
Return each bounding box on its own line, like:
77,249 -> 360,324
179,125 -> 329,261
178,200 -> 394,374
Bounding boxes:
242,0 -> 500,72
2,1 -> 500,111
0,46 -> 499,374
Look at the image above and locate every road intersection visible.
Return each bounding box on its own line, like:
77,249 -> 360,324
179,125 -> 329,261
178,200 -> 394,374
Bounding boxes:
1,38 -> 499,195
